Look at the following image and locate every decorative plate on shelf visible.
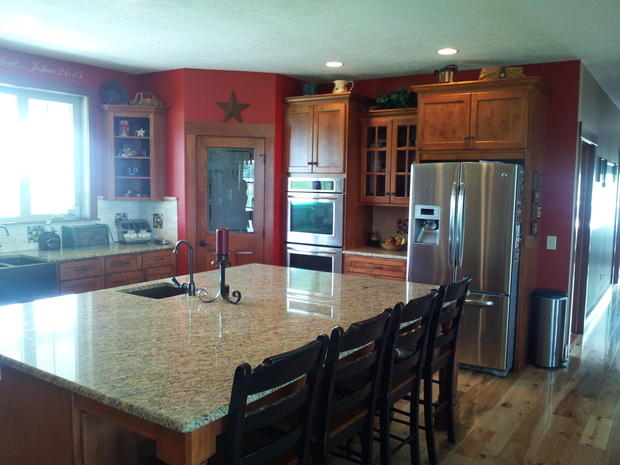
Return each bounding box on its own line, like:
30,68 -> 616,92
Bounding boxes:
100,81 -> 129,105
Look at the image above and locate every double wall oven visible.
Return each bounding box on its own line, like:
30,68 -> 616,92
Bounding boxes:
286,176 -> 344,273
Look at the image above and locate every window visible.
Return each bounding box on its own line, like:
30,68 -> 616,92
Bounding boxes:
0,85 -> 89,221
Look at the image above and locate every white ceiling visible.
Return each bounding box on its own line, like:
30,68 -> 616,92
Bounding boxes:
1,0 -> 619,106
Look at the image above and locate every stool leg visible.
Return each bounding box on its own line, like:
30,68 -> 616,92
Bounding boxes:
379,405 -> 391,465
361,426 -> 373,465
446,359 -> 457,443
423,376 -> 438,465
410,382 -> 422,465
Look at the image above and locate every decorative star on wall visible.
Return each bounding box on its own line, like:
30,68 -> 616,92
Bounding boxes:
216,91 -> 250,122
135,128 -> 146,137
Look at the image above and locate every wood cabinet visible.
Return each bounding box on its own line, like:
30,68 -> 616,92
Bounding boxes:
343,255 -> 406,281
360,108 -> 417,205
59,250 -> 175,294
103,105 -> 167,200
59,258 -> 104,294
413,78 -> 544,159
284,93 -> 370,174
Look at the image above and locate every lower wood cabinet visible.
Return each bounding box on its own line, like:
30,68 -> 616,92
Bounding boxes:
343,255 -> 407,281
59,249 -> 175,294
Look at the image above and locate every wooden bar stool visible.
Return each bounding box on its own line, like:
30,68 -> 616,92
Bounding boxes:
214,335 -> 329,465
313,311 -> 391,465
375,289 -> 443,465
419,276 -> 471,465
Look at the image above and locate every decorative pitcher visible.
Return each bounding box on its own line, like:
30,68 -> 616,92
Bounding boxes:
332,80 -> 354,93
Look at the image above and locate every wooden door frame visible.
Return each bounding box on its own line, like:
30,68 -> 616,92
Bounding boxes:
185,121 -> 275,268
569,132 -> 597,334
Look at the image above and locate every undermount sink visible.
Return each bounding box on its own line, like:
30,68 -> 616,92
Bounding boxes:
0,255 -> 46,266
121,283 -> 187,299
0,256 -> 58,306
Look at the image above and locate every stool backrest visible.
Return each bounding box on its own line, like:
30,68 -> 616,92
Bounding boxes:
225,335 -> 329,465
317,310 -> 391,446
424,276 -> 471,372
382,289 -> 443,397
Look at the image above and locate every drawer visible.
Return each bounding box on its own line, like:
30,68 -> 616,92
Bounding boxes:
143,265 -> 175,282
60,276 -> 104,294
142,250 -> 175,269
104,254 -> 142,274
59,258 -> 102,281
105,270 -> 142,288
343,255 -> 407,281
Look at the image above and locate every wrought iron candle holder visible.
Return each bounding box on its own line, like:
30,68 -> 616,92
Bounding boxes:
198,253 -> 241,304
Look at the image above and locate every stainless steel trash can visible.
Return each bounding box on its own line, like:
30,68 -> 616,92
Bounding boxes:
531,289 -> 569,368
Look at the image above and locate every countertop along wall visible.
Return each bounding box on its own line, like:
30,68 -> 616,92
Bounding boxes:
354,60 -> 582,293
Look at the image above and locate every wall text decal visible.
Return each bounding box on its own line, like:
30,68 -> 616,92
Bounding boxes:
0,54 -> 85,80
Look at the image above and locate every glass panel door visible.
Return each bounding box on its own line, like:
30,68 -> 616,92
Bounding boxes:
363,122 -> 390,200
207,146 -> 255,233
391,120 -> 417,204
196,136 -> 264,271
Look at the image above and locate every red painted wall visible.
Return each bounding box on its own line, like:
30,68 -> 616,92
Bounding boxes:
138,69 -> 187,231
354,61 -> 581,291
137,69 -> 302,271
0,47 -> 138,199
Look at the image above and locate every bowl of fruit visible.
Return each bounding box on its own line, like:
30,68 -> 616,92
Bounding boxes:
380,235 -> 407,251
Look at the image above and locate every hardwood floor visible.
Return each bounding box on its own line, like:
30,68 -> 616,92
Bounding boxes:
334,285 -> 620,465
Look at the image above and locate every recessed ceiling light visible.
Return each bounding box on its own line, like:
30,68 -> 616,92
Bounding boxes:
437,48 -> 459,56
325,61 -> 344,68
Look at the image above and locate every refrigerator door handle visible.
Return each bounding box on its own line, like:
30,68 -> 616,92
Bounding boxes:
448,181 -> 458,270
465,298 -> 495,307
457,181 -> 466,268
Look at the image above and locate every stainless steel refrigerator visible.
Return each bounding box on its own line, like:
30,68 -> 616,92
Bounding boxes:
406,162 -> 523,376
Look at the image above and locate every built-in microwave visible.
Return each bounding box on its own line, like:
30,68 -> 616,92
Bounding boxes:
286,176 -> 344,248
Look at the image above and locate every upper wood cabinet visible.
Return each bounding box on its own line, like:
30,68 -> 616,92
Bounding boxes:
103,105 -> 167,200
360,108 -> 417,205
284,93 -> 370,174
413,77 -> 546,157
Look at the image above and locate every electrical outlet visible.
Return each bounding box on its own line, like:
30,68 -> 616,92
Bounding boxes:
27,225 -> 44,243
546,235 -> 557,250
153,213 -> 164,229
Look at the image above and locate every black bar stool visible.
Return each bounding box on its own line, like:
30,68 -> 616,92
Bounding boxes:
420,276 -> 471,465
215,335 -> 329,465
375,289 -> 443,465
313,310 -> 391,465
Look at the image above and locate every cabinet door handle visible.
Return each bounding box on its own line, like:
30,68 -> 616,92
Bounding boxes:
470,136 -> 476,141
463,136 -> 468,140
307,161 -> 313,165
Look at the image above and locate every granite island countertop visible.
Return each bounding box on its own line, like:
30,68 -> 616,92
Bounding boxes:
0,242 -> 173,263
0,264 -> 434,434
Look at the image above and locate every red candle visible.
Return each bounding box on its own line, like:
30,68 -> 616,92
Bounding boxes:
216,228 -> 229,255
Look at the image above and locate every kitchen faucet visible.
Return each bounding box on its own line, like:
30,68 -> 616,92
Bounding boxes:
172,240 -> 196,296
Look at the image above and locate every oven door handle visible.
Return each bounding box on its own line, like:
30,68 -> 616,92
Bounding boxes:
287,248 -> 341,255
287,194 -> 341,201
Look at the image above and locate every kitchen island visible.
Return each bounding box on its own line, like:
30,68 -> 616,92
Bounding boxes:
0,264 -> 435,465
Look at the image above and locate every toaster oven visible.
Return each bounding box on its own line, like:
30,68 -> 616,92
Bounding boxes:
61,224 -> 110,248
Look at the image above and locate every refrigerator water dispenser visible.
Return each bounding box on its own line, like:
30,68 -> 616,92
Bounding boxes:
413,205 -> 440,244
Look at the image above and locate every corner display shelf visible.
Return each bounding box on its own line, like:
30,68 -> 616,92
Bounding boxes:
103,104 -> 167,200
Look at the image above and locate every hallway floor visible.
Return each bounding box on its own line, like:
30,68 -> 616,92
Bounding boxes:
335,285 -> 620,465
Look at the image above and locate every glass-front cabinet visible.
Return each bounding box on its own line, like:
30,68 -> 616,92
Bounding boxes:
103,105 -> 167,200
360,108 -> 417,205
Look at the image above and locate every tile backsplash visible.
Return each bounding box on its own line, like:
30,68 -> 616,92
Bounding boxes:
0,197 -> 178,253
372,206 -> 409,240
